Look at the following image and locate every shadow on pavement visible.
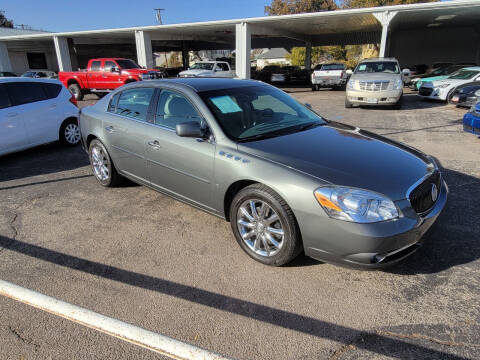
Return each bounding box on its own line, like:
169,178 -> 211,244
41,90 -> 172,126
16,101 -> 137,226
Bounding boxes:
0,235 -> 469,360
0,144 -> 89,183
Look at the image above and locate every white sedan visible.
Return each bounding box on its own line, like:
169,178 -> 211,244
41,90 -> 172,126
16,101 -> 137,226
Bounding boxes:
0,78 -> 79,156
418,67 -> 480,101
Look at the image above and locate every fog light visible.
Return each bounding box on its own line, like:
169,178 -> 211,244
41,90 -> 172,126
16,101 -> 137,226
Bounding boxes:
388,97 -> 397,102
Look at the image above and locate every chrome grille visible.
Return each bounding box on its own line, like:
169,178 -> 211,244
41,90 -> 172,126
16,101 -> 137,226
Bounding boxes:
358,81 -> 389,91
409,171 -> 441,214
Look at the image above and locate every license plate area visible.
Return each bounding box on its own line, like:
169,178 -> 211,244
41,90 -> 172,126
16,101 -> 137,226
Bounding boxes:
367,98 -> 378,104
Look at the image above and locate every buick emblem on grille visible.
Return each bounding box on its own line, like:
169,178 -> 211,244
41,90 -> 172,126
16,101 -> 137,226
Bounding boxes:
431,183 -> 438,202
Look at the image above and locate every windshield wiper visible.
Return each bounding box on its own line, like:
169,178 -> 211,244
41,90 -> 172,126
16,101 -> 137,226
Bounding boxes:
237,122 -> 325,143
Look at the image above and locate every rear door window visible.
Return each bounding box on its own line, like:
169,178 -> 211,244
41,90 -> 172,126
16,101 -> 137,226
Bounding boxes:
90,61 -> 101,71
107,93 -> 120,113
0,84 -> 11,109
8,82 -> 46,106
42,83 -> 62,99
115,87 -> 154,121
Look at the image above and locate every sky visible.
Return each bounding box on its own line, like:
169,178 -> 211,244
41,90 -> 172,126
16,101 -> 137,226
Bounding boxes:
1,0 -> 272,32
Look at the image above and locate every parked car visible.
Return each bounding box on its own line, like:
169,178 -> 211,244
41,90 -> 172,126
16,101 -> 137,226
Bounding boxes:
463,100 -> 480,136
59,58 -> 163,101
270,66 -> 310,84
412,64 -> 476,90
154,67 -> 183,78
22,70 -> 57,79
418,67 -> 480,101
345,58 -> 406,109
449,81 -> 480,107
178,61 -> 234,78
0,71 -> 17,77
311,63 -> 349,91
253,65 -> 282,83
79,78 -> 447,268
0,78 -> 79,156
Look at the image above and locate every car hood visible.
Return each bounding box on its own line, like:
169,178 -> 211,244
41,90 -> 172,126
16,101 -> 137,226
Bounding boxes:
179,69 -> 213,76
237,122 -> 431,201
351,73 -> 401,81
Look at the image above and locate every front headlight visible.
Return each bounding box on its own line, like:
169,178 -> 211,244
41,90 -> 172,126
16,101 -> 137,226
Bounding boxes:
347,80 -> 355,90
393,79 -> 403,90
314,186 -> 399,223
437,83 -> 450,88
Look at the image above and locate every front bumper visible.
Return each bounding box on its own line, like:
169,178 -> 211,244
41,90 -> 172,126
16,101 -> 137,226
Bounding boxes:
418,87 -> 448,101
451,95 -> 478,108
312,78 -> 346,86
301,179 -> 448,269
463,112 -> 480,135
346,89 -> 402,105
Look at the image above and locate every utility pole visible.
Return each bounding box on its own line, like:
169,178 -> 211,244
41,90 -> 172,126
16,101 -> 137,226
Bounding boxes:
154,8 -> 165,25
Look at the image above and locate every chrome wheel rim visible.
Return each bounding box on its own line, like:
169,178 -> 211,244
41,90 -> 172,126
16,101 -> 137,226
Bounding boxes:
91,145 -> 110,182
237,199 -> 284,257
65,123 -> 81,144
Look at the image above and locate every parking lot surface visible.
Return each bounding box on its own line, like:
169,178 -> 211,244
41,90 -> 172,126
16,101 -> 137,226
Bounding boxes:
1,88 -> 479,359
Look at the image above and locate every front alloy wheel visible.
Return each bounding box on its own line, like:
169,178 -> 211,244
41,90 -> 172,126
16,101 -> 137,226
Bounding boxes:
230,184 -> 302,266
237,199 -> 284,257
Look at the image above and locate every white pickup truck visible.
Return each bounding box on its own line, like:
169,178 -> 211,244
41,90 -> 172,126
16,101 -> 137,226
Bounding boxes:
311,63 -> 350,91
178,61 -> 234,78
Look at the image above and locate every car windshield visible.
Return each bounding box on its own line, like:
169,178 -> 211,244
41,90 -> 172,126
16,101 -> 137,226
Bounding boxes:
448,69 -> 480,80
321,64 -> 345,71
190,63 -> 214,70
355,61 -> 399,74
199,85 -> 327,142
116,59 -> 141,69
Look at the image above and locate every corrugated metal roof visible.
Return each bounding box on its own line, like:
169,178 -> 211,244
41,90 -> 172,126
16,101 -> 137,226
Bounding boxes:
0,27 -> 48,37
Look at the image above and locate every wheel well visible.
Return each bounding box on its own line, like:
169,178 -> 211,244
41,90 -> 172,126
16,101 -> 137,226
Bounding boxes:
223,180 -> 257,221
59,116 -> 77,134
67,79 -> 79,87
86,134 -> 98,148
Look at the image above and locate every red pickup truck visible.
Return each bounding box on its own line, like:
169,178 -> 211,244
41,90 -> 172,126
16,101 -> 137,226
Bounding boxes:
59,58 -> 162,101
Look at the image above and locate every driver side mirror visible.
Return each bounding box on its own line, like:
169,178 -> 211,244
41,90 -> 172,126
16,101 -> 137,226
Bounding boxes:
176,121 -> 205,138
111,67 -> 121,73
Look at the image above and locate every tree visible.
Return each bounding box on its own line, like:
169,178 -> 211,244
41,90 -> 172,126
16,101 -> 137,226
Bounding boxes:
265,0 -> 337,15
0,10 -> 14,28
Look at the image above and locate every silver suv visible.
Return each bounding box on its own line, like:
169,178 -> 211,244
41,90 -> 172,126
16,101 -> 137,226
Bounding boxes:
345,58 -> 405,109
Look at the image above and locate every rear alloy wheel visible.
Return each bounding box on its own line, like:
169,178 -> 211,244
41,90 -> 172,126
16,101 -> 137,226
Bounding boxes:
230,184 -> 302,266
88,139 -> 122,187
60,119 -> 81,146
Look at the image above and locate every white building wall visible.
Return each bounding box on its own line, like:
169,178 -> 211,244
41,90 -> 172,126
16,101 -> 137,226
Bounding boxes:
7,50 -> 59,75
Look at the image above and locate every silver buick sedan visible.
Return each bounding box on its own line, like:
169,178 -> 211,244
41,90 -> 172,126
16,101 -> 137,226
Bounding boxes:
79,78 -> 447,268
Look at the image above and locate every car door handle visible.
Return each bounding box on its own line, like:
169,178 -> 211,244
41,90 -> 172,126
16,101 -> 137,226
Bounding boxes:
7,112 -> 18,118
105,126 -> 115,133
147,140 -> 162,149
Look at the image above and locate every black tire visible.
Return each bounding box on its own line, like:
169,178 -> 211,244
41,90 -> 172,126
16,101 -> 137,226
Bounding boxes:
68,83 -> 83,101
392,95 -> 403,110
88,139 -> 123,187
94,92 -> 107,99
345,98 -> 353,108
230,184 -> 302,266
59,118 -> 81,146
312,85 -> 317,91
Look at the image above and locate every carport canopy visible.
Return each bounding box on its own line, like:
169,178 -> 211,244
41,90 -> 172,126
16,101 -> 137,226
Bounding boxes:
0,0 -> 479,78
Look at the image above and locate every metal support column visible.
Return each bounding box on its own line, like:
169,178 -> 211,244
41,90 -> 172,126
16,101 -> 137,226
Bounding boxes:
235,22 -> 251,79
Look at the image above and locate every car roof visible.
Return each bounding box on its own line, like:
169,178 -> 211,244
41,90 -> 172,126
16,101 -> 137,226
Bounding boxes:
0,77 -> 61,84
145,78 -> 267,92
360,57 -> 398,63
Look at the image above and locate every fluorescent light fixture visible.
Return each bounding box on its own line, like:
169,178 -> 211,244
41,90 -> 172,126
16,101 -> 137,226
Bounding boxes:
427,23 -> 442,27
435,15 -> 457,21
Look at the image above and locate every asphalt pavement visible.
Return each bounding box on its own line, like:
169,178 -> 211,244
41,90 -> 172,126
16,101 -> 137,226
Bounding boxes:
0,89 -> 479,359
